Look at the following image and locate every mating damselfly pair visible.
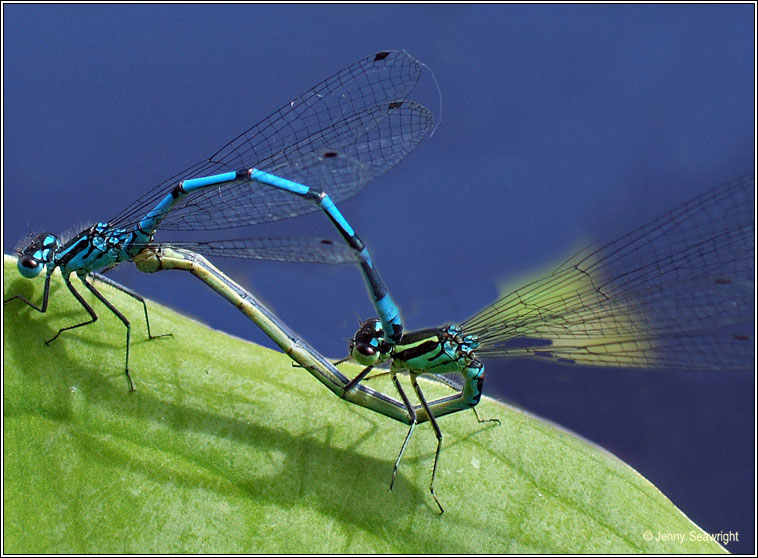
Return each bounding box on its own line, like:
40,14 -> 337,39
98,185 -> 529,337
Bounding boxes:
6,50 -> 754,514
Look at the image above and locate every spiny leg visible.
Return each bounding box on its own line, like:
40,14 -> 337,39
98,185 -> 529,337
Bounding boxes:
342,365 -> 374,395
390,375 -> 417,492
354,369 -> 394,383
330,355 -> 352,366
45,274 -> 101,345
411,376 -> 444,514
472,406 -> 501,426
291,355 -> 351,371
78,274 -> 136,392
42,274 -> 137,386
4,271 -> 53,313
91,272 -> 173,341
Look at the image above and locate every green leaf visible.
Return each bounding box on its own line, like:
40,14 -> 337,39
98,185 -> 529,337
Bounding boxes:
3,255 -> 726,553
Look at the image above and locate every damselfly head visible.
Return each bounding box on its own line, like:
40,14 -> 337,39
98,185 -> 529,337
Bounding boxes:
16,233 -> 59,278
349,318 -> 386,366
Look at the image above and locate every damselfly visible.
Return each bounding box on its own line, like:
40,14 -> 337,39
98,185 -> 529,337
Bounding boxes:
6,50 -> 432,390
343,174 -> 755,512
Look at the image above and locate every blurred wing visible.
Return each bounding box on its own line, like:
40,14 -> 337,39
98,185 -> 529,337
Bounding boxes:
461,175 -> 755,371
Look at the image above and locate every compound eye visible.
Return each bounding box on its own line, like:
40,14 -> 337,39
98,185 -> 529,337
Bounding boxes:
18,254 -> 43,278
356,342 -> 376,357
351,341 -> 380,366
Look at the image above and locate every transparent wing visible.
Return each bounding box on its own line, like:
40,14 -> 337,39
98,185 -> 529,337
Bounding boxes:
159,237 -> 360,265
156,103 -> 431,231
155,148 -> 368,231
461,175 -> 755,371
208,50 -> 423,172
108,50 -> 431,232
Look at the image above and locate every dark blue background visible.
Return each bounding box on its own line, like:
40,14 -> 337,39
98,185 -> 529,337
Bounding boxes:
3,5 -> 754,552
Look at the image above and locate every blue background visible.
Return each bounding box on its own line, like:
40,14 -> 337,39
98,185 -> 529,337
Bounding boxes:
3,4 -> 754,552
